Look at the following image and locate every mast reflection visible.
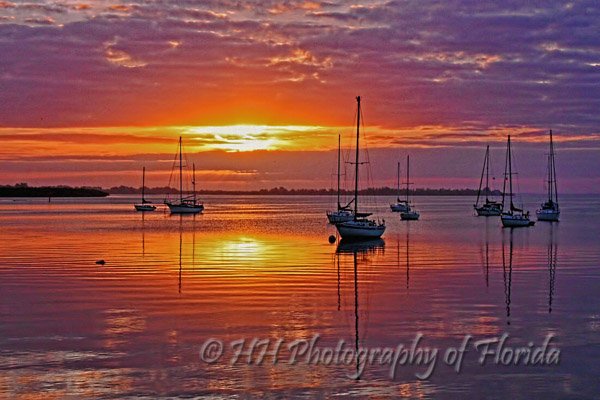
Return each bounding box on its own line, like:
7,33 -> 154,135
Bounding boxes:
547,225 -> 558,314
336,238 -> 384,380
178,215 -> 183,294
406,225 -> 410,290
502,229 -> 514,325
141,211 -> 146,257
481,218 -> 492,289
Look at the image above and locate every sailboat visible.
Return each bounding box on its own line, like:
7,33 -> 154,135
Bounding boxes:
164,137 -> 204,214
500,135 -> 534,227
327,134 -> 354,224
536,130 -> 560,222
474,145 -> 502,216
335,96 -> 386,239
390,161 -> 409,212
400,155 -> 420,220
134,166 -> 157,211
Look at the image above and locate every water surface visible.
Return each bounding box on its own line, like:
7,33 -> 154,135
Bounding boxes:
1,195 -> 599,398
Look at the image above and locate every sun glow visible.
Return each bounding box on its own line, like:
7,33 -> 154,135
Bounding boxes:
183,124 -> 327,152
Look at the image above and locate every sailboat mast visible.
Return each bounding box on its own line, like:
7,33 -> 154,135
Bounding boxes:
141,166 -> 145,202
397,161 -> 400,199
485,146 -> 490,202
406,155 -> 410,203
550,130 -> 558,204
337,134 -> 341,209
547,131 -> 552,202
502,137 -> 509,210
508,135 -> 514,210
354,96 -> 361,216
179,137 -> 183,203
192,163 -> 196,204
476,146 -> 487,206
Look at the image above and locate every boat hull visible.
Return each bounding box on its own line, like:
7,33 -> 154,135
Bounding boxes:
536,209 -> 560,222
390,203 -> 409,212
166,203 -> 204,214
134,204 -> 157,212
501,214 -> 534,227
326,210 -> 354,224
476,209 -> 502,216
474,205 -> 502,216
336,220 -> 385,239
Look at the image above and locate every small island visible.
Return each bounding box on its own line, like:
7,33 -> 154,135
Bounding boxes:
0,183 -> 109,197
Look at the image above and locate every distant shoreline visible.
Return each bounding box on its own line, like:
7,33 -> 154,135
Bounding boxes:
0,184 -> 504,197
0,184 -> 108,198
0,185 -> 592,197
108,186 -> 501,197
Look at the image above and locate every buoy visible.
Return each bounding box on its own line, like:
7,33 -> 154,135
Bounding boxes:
95,260 -> 105,265
328,235 -> 336,244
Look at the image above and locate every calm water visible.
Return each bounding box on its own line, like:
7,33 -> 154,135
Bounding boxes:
1,195 -> 599,399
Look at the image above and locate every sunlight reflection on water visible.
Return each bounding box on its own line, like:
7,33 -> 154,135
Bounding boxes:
1,194 -> 599,397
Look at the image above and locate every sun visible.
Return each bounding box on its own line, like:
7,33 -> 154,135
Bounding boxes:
184,124 -> 282,152
182,124 -> 328,152
211,134 -> 279,152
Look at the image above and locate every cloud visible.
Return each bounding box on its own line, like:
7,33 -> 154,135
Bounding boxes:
23,16 -> 57,25
107,4 -> 133,13
0,0 -> 599,191
104,37 -> 147,68
3,1 -> 598,130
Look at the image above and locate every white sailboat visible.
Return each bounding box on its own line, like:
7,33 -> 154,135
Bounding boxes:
474,145 -> 502,216
400,155 -> 420,221
501,135 -> 534,227
327,134 -> 354,224
164,137 -> 204,214
536,130 -> 560,222
335,96 -> 386,239
134,166 -> 157,212
390,161 -> 409,212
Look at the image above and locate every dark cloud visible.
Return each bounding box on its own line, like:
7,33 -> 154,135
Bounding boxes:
0,1 -> 597,133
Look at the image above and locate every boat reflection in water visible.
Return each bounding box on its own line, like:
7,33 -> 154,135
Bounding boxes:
502,229 -> 514,325
336,238 -> 385,255
547,225 -> 558,313
335,238 -> 384,379
396,225 -> 411,290
405,226 -> 411,290
175,214 -> 198,294
479,218 -> 493,289
501,226 -> 560,324
140,211 -> 146,257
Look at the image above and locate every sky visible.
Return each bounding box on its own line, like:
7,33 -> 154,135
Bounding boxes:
0,0 -> 599,192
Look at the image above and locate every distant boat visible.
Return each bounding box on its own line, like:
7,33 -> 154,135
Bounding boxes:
335,96 -> 386,239
400,155 -> 420,221
474,145 -> 502,216
327,134 -> 354,224
390,161 -> 409,212
134,166 -> 157,212
536,130 -> 560,222
501,135 -> 534,227
164,137 -> 204,214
